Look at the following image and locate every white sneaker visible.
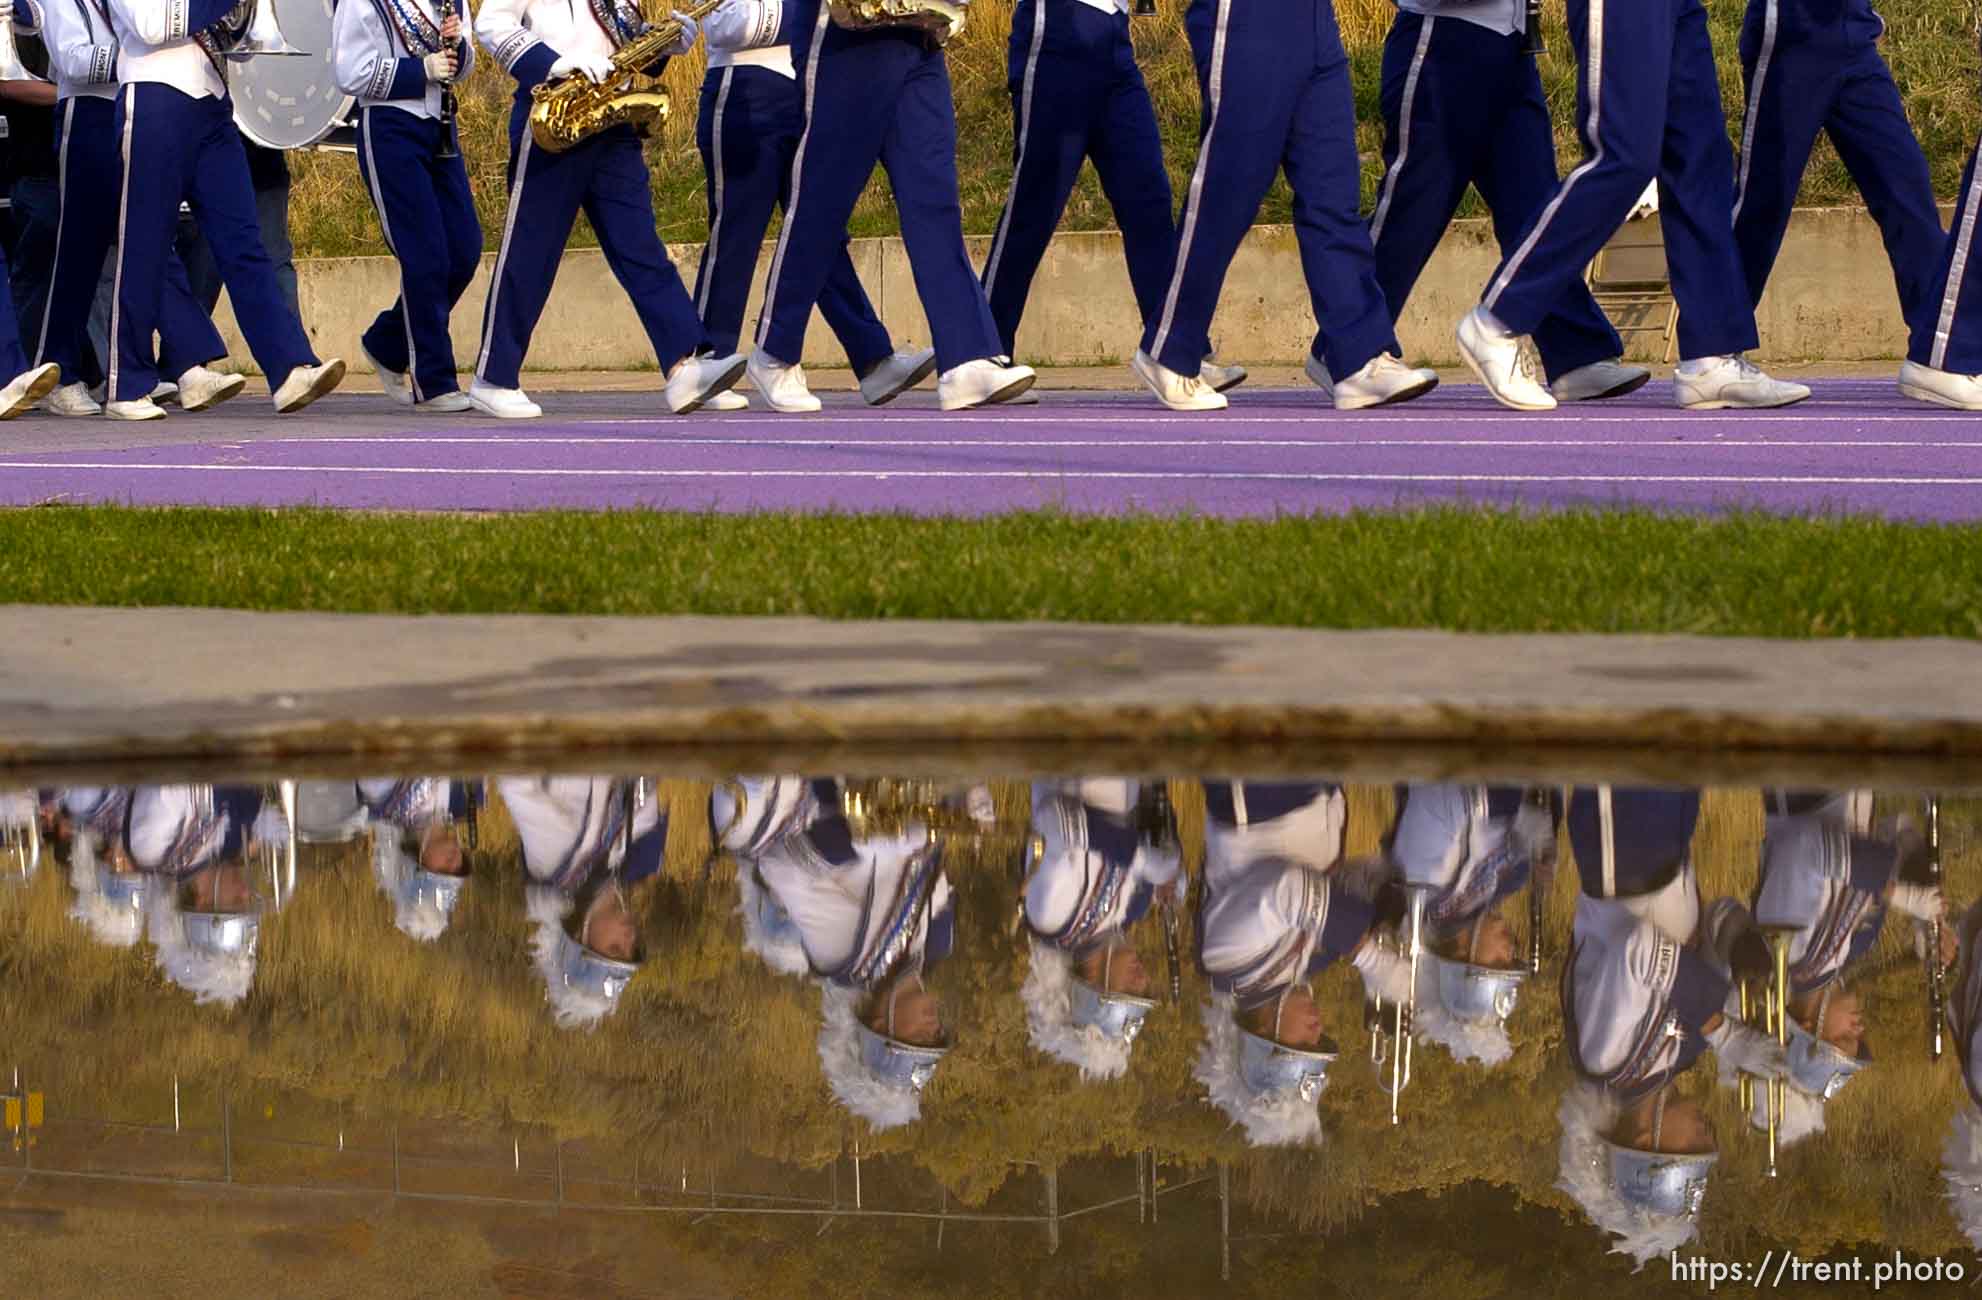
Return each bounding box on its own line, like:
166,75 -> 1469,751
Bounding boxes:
104,397 -> 167,421
45,381 -> 102,417
361,344 -> 414,407
1201,358 -> 1248,393
1304,354 -> 1334,398
991,355 -> 1039,403
1673,355 -> 1810,410
272,359 -> 346,414
0,361 -> 61,418
747,350 -> 821,413
1333,353 -> 1438,411
938,358 -> 1036,411
468,378 -> 542,419
666,351 -> 747,414
413,390 -> 472,414
1898,359 -> 1982,410
151,381 -> 179,406
1456,306 -> 1556,411
705,389 -> 750,412
859,347 -> 937,405
1130,349 -> 1225,412
176,364 -> 247,412
1552,359 -> 1651,402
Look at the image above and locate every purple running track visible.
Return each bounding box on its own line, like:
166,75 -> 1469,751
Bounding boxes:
0,379 -> 1977,518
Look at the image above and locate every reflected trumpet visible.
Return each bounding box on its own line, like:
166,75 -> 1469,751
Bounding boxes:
840,778 -> 1018,843
1369,885 -> 1429,1125
1760,925 -> 1794,1178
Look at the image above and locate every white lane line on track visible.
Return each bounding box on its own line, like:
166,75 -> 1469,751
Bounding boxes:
5,462 -> 1980,487
257,436 -> 1982,450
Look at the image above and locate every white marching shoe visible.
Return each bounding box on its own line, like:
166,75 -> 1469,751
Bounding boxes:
105,396 -> 168,421
151,381 -> 179,406
272,359 -> 346,414
361,344 -> 414,407
0,361 -> 60,418
468,378 -> 542,419
1333,353 -> 1438,411
939,357 -> 1036,411
666,351 -> 746,414
860,347 -> 937,405
1201,357 -> 1248,393
1673,355 -> 1809,409
45,381 -> 102,417
991,355 -> 1039,404
413,390 -> 473,414
1552,358 -> 1651,402
746,350 -> 820,413
176,364 -> 247,412
1131,349 -> 1225,411
705,389 -> 750,411
1304,354 -> 1333,398
1898,360 -> 1982,410
1456,306 -> 1555,410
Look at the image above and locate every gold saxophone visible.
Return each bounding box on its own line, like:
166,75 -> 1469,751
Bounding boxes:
527,0 -> 726,153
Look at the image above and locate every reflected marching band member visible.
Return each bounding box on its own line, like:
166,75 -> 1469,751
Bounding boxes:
103,0 -> 345,420
1713,790 -> 1944,1144
1018,779 -> 1178,1080
1942,895 -> 1982,1249
498,775 -> 667,1027
1386,783 -> 1558,1065
714,775 -> 827,974
691,0 -> 934,412
1557,786 -> 1786,1267
331,0 -> 483,411
1193,780 -> 1410,1147
295,777 -> 483,940
749,779 -> 961,1130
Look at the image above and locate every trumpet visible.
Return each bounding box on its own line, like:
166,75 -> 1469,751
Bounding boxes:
1369,885 -> 1429,1125
1930,795 -> 1946,1062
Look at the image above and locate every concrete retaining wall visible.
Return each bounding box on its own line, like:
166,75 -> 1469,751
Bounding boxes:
222,205 -> 1926,374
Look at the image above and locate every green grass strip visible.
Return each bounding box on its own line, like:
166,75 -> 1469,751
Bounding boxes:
3,506 -> 1979,637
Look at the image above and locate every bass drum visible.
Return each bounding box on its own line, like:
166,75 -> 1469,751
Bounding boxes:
229,0 -> 354,150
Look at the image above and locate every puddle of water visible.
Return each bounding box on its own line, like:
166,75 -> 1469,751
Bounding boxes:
2,774 -> 1977,1296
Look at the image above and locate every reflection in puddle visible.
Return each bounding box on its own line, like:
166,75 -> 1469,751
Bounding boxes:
3,774 -> 1978,1293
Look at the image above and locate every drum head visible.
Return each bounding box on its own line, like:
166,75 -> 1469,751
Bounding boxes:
230,0 -> 353,150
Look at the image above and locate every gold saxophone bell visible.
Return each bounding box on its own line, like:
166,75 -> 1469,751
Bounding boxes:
528,0 -> 728,152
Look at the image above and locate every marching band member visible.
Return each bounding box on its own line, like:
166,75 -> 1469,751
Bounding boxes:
691,0 -> 935,412
103,0 -> 346,420
1729,0 -> 1944,407
748,0 -> 1036,413
471,0 -> 743,419
752,780 -> 958,1130
0,2 -> 61,416
499,775 -> 666,1027
1193,780 -> 1411,1145
1557,786 -> 1786,1267
1457,0 -> 1809,412
362,778 -> 480,939
1386,783 -> 1557,1064
977,0 -> 1238,396
23,0 -> 235,417
1908,41 -> 1982,411
1019,779 -> 1179,1080
1354,2 -> 1647,404
1133,0 -> 1437,413
332,0 -> 482,412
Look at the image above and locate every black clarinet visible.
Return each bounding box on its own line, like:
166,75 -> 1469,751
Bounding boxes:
436,0 -> 462,159
1523,0 -> 1544,55
1133,0 -> 1155,14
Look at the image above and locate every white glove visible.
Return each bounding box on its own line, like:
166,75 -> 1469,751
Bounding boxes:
661,10 -> 698,54
422,50 -> 457,83
1706,1016 -> 1787,1080
549,52 -> 616,83
1352,939 -> 1413,1007
1891,881 -> 1944,923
